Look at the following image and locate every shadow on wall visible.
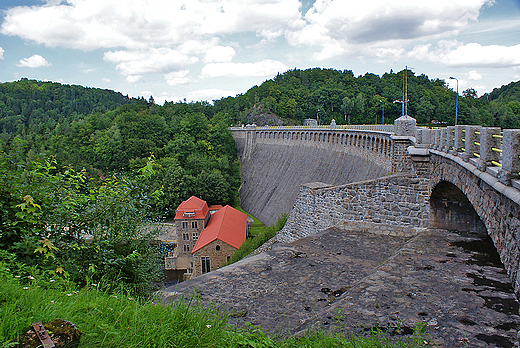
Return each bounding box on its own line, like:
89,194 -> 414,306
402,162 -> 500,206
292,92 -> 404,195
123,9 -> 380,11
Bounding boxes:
429,181 -> 487,234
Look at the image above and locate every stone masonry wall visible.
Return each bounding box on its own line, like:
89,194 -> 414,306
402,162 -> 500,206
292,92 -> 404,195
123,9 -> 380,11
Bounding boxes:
278,172 -> 430,243
193,240 -> 237,277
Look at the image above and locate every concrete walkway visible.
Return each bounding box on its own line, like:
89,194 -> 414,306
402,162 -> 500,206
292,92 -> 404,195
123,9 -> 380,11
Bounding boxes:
162,225 -> 519,347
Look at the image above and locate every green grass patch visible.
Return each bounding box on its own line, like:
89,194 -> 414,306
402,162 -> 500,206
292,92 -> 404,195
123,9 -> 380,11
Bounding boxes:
225,210 -> 287,266
1,272 -> 429,348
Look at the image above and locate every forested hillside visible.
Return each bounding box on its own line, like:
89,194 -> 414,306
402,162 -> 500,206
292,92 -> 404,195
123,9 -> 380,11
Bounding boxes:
212,68 -> 520,128
0,79 -> 240,218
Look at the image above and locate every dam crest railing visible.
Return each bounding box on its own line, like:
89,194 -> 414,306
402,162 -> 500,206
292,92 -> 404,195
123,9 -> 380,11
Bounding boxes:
415,125 -> 520,189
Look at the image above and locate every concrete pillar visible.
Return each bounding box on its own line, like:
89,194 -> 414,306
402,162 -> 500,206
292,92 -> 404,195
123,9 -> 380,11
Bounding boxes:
499,129 -> 520,185
431,129 -> 438,148
394,115 -> 416,136
244,124 -> 257,160
446,126 -> 455,152
414,128 -> 423,144
453,125 -> 465,155
476,127 -> 501,171
461,125 -> 480,162
440,128 -> 447,151
421,129 -> 432,146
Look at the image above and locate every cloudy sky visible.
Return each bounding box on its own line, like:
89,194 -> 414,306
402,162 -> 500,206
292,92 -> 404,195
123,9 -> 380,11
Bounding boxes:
0,0 -> 519,105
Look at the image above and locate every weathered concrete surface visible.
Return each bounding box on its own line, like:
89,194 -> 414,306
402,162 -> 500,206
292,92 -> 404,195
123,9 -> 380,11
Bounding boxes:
238,143 -> 388,226
163,226 -> 519,347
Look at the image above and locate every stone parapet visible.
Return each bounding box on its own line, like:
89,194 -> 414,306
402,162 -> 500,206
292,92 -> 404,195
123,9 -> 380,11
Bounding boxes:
277,173 -> 430,243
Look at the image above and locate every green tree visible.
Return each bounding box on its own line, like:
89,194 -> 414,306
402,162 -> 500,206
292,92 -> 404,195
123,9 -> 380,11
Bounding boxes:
0,153 -> 162,297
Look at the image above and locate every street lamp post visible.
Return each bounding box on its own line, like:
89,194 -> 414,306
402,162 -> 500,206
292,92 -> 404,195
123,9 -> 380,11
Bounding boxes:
379,100 -> 384,125
449,76 -> 458,126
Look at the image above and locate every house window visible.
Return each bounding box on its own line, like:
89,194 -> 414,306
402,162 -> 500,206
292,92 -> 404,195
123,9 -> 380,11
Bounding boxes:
187,268 -> 193,274
182,221 -> 188,229
201,257 -> 211,274
215,245 -> 220,251
191,221 -> 198,229
192,233 -> 198,240
183,245 -> 190,252
182,233 -> 189,241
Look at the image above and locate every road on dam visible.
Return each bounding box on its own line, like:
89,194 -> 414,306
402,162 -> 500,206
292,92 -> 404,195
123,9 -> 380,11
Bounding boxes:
163,224 -> 519,347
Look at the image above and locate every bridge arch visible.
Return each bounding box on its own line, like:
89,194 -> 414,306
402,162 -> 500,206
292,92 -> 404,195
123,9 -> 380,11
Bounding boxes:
429,161 -> 490,234
429,153 -> 520,294
429,180 -> 486,234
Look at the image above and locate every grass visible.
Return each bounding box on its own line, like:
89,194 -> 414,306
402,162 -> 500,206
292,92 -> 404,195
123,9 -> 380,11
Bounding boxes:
225,208 -> 287,266
0,271 -> 430,348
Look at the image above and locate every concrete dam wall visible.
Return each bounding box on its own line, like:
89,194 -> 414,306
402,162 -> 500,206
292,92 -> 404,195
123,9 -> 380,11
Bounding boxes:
233,127 -> 394,226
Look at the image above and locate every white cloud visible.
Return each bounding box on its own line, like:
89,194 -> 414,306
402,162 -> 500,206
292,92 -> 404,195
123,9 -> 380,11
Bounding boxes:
0,47 -> 4,60
201,59 -> 288,78
15,54 -> 52,68
126,75 -> 143,83
187,89 -> 237,103
102,77 -> 111,83
411,42 -> 520,68
165,70 -> 191,86
441,43 -> 520,68
104,48 -> 198,81
287,0 -> 494,60
204,46 -> 236,63
468,70 -> 482,80
0,0 -> 302,51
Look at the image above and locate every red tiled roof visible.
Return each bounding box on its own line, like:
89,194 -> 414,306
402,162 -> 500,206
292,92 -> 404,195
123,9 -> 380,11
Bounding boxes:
174,196 -> 209,220
209,205 -> 223,211
192,205 -> 247,253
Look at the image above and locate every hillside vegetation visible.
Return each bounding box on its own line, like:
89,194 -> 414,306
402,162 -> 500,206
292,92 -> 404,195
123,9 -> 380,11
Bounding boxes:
213,68 -> 520,128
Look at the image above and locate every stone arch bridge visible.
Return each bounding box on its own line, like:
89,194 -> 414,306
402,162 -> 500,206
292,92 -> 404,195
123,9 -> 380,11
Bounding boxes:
231,119 -> 520,296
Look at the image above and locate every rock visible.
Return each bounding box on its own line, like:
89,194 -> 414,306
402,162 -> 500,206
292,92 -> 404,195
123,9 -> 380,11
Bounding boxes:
15,319 -> 81,348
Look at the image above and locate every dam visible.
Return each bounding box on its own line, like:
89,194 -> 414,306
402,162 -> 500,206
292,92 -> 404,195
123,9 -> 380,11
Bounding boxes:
164,117 -> 520,346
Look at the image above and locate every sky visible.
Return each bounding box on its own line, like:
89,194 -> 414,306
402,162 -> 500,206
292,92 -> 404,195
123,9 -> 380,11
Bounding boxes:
0,0 -> 519,105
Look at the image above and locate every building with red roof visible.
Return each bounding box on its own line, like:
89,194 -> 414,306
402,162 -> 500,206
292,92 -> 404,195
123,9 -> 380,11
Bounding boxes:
174,196 -> 210,267
191,205 -> 247,276
166,196 -> 247,278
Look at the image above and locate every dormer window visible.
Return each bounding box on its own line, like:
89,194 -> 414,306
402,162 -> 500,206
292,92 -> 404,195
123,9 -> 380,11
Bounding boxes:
183,212 -> 195,218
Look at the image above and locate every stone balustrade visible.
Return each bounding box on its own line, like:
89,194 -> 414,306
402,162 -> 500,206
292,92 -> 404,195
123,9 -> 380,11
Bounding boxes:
416,125 -> 520,187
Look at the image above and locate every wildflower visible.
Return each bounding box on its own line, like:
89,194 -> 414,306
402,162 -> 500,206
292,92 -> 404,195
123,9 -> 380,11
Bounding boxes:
128,297 -> 134,301
51,301 -> 55,304
111,295 -> 117,299
50,279 -> 55,283
15,275 -> 20,278
91,283 -> 97,287
22,287 -> 29,290
28,276 -> 35,280
66,293 -> 72,296
206,325 -> 212,328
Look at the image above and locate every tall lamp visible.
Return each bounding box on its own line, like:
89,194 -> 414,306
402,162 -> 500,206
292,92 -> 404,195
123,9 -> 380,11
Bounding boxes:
379,100 -> 384,125
449,76 -> 458,126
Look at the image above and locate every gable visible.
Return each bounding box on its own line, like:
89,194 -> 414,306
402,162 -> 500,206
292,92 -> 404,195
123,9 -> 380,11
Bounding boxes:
174,196 -> 209,220
192,205 -> 247,252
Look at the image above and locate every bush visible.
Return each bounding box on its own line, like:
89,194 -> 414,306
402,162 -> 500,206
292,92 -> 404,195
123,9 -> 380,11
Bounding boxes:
0,153 -> 162,298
